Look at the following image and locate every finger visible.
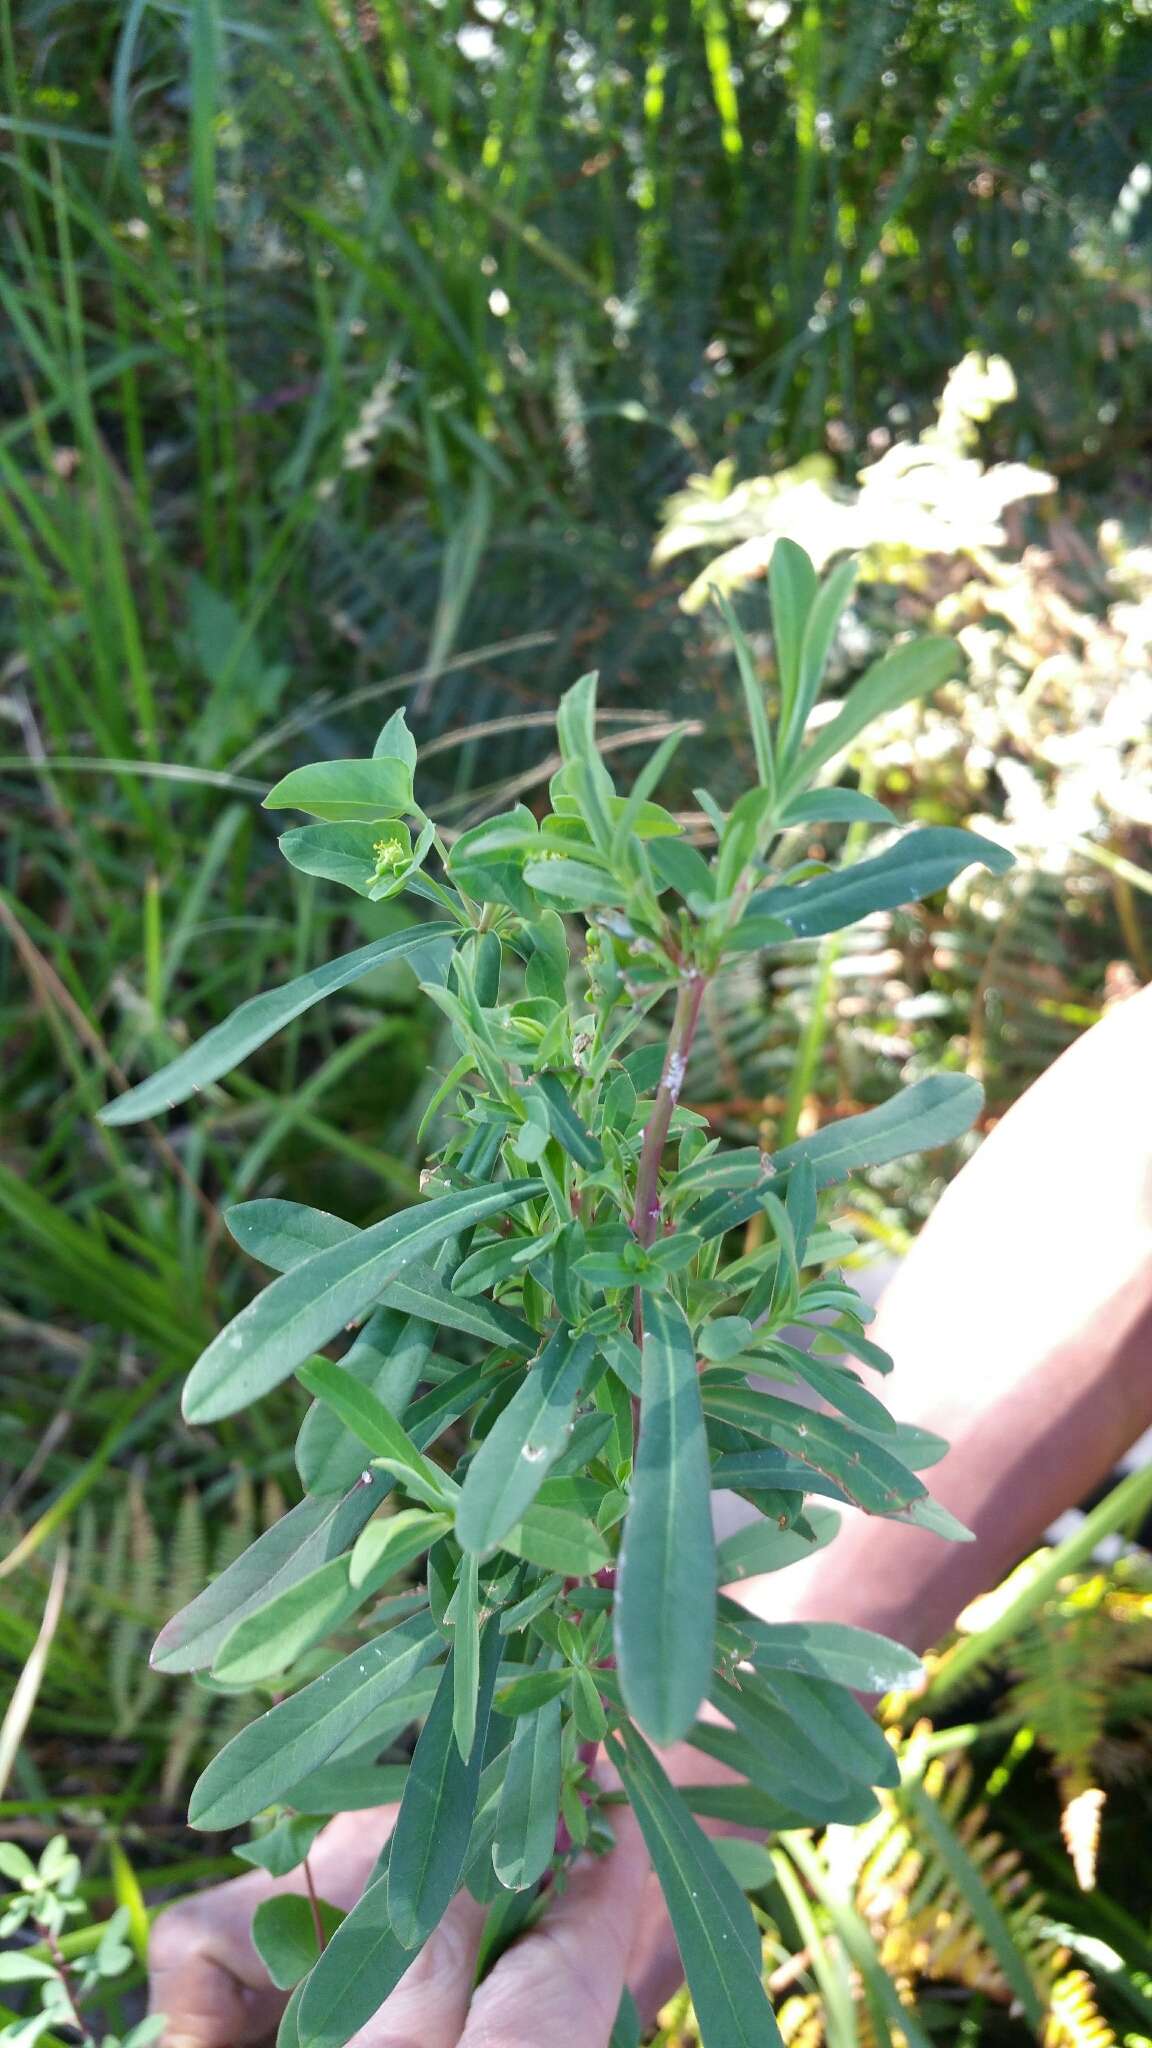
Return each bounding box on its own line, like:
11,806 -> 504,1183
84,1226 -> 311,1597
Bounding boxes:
458,1808 -> 653,2048
149,1808 -> 398,2048
345,1889 -> 487,2048
149,1868 -> 291,2048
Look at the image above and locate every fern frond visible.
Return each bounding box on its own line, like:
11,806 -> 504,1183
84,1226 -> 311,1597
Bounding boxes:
1060,1786 -> 1105,1893
1044,1966 -> 1118,2048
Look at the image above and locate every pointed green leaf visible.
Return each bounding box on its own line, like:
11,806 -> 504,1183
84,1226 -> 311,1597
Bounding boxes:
786,634 -> 961,789
754,1665 -> 900,1788
228,1199 -> 536,1356
297,1359 -> 456,1508
492,1694 -> 563,1891
784,552 -> 859,759
715,1507 -> 840,1584
494,1669 -> 572,1716
453,1551 -> 482,1761
504,1505 -> 611,1576
609,1724 -> 778,2048
716,589 -> 776,797
616,1295 -> 716,1746
98,924 -> 454,1124
754,826 -> 1013,940
456,1326 -> 595,1553
295,1862 -> 419,2048
212,1555 -> 355,1686
349,1510 -> 451,1590
523,857 -> 627,908
533,1073 -> 604,1168
152,1480 -> 389,1674
688,1719 -> 868,1823
718,1603 -> 922,1694
769,536 -> 819,741
264,756 -> 414,822
0,1956 -> 57,1985
779,788 -> 896,828
610,1990 -> 643,2048
184,1179 -> 543,1424
297,1306 -> 436,1498
188,1611 -> 441,1830
892,1493 -> 976,1542
703,1384 -> 925,1515
763,1339 -> 894,1430
771,1072 -> 984,1185
712,1670 -> 848,1802
374,709 -> 416,767
235,1815 -> 327,1878
387,1622 -> 501,1947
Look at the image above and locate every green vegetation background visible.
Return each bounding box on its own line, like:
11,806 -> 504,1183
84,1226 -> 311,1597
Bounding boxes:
3,4 -> 1152,2043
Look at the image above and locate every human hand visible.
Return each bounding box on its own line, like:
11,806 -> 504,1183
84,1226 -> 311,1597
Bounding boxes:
149,1793 -> 681,2048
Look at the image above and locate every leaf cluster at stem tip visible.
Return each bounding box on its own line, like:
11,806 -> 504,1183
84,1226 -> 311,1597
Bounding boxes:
98,544 -> 1013,2048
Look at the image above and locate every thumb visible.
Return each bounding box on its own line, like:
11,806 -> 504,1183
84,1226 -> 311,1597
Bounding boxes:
149,1866 -> 291,2048
149,1810 -> 398,2048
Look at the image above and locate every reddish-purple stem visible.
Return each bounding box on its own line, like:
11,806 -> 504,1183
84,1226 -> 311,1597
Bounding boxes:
629,971 -> 707,1250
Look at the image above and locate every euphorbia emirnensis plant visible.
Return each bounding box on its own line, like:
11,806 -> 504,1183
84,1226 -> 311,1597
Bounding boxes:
100,542 -> 1013,2047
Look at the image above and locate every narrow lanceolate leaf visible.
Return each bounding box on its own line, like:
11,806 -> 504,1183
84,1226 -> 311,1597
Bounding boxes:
453,1551 -> 482,1761
349,1510 -> 451,1590
533,1072 -> 605,1168
188,1612 -> 441,1830
504,1506 -> 611,1576
702,1383 -> 926,1516
211,1555 -> 356,1686
456,1326 -> 596,1553
387,1623 -> 501,1948
717,1601 -> 922,1694
297,1305 -> 435,1498
767,536 -> 819,743
297,1359 -> 455,1509
152,1478 -> 389,1674
785,634 -> 961,789
227,1199 -> 536,1355
296,1865 -> 419,2048
778,787 -> 895,829
609,1724 -> 779,2048
753,826 -> 1013,940
492,1694 -> 563,1891
711,1672 -> 852,1804
756,1665 -> 900,1789
616,1295 -> 716,1746
183,1179 -> 543,1424
770,1073 -> 984,1185
98,924 -> 454,1124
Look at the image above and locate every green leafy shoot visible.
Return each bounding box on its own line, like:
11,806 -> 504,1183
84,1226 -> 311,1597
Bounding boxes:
114,549 -> 1006,2048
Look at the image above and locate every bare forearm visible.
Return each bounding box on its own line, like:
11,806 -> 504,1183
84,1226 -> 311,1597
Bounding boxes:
733,985 -> 1152,1648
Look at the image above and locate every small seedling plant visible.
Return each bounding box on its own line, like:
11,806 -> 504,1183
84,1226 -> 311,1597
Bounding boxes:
101,543 -> 1012,2047
0,1838 -> 160,2048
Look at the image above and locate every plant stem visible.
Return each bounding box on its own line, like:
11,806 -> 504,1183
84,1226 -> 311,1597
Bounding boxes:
303,1854 -> 326,1956
43,1926 -> 95,2045
630,970 -> 707,1249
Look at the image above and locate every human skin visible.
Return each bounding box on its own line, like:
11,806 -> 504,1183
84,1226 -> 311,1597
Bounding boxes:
149,983 -> 1152,2048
